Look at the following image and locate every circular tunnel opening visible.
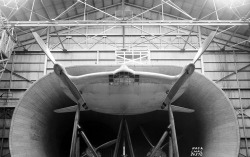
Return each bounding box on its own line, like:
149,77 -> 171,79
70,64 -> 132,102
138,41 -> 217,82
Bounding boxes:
9,65 -> 239,157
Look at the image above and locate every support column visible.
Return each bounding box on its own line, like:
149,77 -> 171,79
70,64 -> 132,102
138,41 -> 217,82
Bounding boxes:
113,118 -> 124,157
198,26 -> 205,74
169,137 -> 173,157
234,51 -> 249,157
44,27 -> 50,75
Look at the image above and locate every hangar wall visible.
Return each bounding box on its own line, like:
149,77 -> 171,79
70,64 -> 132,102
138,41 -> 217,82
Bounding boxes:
0,25 -> 250,157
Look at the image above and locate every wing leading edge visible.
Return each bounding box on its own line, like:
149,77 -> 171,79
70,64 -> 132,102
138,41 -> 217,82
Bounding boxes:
69,64 -> 180,85
60,64 -> 185,104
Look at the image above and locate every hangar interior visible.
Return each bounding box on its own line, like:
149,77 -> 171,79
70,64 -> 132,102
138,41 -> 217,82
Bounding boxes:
0,0 -> 250,156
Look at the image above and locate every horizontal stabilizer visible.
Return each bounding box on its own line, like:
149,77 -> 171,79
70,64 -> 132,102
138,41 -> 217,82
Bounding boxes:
161,105 -> 194,113
54,105 -> 88,113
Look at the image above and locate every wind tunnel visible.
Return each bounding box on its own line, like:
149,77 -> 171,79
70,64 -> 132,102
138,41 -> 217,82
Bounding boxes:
9,65 -> 239,157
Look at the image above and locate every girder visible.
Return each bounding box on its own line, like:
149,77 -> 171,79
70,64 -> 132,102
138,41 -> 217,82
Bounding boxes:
4,20 -> 250,27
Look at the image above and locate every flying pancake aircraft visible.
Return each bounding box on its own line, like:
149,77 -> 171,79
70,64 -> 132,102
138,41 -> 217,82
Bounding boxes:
32,30 -> 212,157
9,30 -> 239,157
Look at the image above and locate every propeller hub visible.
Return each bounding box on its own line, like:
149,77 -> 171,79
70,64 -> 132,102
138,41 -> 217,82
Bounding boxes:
185,63 -> 195,75
54,63 -> 65,76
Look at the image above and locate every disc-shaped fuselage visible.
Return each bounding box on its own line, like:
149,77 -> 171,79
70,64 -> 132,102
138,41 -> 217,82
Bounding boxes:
66,79 -> 187,115
81,83 -> 168,115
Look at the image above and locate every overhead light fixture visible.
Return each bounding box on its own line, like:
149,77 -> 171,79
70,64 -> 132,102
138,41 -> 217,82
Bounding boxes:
228,0 -> 245,8
1,0 -> 28,10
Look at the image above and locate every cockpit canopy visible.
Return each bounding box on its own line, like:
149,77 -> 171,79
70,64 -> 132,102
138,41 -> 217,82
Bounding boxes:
109,71 -> 139,85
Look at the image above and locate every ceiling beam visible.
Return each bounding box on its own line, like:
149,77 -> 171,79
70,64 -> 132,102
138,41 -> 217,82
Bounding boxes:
51,0 -> 60,19
60,0 -> 70,19
40,0 -> 51,20
126,2 -> 249,40
48,33 -> 198,37
5,20 -> 249,27
7,2 -> 250,52
15,2 -> 122,36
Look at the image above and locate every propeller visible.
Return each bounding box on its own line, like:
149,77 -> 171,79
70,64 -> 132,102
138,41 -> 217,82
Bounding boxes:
162,30 -> 217,109
140,126 -> 184,157
96,139 -> 117,150
32,31 -> 87,109
192,30 -> 217,64
31,31 -> 90,157
140,126 -> 169,157
160,30 -> 218,157
81,139 -> 117,157
140,126 -> 154,148
160,135 -> 183,150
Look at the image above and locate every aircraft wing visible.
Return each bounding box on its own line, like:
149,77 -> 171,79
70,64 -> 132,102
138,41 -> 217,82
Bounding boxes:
54,105 -> 88,113
54,104 -> 193,113
160,105 -> 194,113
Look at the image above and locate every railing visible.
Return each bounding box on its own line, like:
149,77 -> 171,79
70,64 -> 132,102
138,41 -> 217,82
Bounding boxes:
115,49 -> 150,64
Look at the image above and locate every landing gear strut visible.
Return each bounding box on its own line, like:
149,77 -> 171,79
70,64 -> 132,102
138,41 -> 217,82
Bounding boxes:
141,104 -> 181,157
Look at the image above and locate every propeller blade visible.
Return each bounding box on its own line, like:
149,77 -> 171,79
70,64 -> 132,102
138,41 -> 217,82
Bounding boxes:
162,63 -> 195,109
168,105 -> 179,157
78,125 -> 99,157
162,29 -> 218,109
192,30 -> 217,64
81,152 -> 87,157
69,104 -> 81,157
32,31 -> 87,109
96,139 -> 117,150
32,31 -> 89,157
31,31 -> 56,64
161,141 -> 169,150
140,126 -> 154,147
160,135 -> 183,149
149,125 -> 170,157
54,64 -> 88,109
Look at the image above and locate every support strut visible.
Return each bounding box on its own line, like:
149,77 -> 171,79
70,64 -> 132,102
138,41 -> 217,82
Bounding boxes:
113,118 -> 124,157
70,103 -> 80,157
78,124 -> 99,157
168,104 -> 179,157
113,118 -> 135,157
169,137 -> 173,157
148,125 -> 171,157
125,119 -> 135,157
